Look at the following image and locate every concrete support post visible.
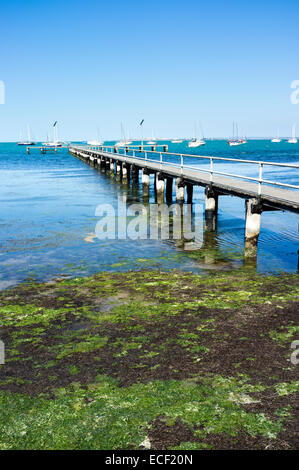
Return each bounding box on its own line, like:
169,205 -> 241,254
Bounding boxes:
166,177 -> 173,203
142,169 -> 150,196
156,172 -> 165,204
245,198 -> 262,253
116,161 -> 122,180
109,159 -> 115,174
186,183 -> 193,204
205,185 -> 218,232
122,163 -> 128,180
176,178 -> 185,203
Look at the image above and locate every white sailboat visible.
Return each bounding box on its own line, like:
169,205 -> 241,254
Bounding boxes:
115,123 -> 132,147
171,139 -> 183,143
188,138 -> 206,147
88,128 -> 103,146
287,124 -> 298,144
271,128 -> 281,143
88,139 -> 103,145
42,121 -> 62,147
227,122 -> 243,146
188,123 -> 206,147
147,130 -> 157,145
17,125 -> 35,146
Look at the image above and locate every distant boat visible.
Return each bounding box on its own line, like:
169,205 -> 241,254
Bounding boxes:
147,130 -> 157,145
188,138 -> 206,148
227,140 -> 242,146
87,140 -> 103,146
227,122 -> 244,146
42,121 -> 62,147
271,128 -> 281,143
147,131 -> 157,145
188,122 -> 206,147
115,123 -> 132,147
42,141 -> 62,148
88,128 -> 103,146
17,125 -> 35,146
287,124 -> 298,144
115,140 -> 132,147
171,139 -> 183,143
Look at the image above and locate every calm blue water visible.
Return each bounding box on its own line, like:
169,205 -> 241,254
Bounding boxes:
0,140 -> 298,289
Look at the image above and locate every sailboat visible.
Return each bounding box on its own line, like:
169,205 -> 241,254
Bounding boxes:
17,125 -> 35,146
88,127 -> 103,146
147,130 -> 157,145
42,121 -> 62,147
171,139 -> 183,143
271,128 -> 281,143
227,122 -> 243,146
287,124 -> 298,144
115,123 -> 132,147
188,123 -> 206,147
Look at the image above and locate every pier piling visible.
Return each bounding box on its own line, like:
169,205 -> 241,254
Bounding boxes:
176,178 -> 185,203
245,198 -> 262,253
142,169 -> 150,196
205,185 -> 218,232
156,173 -> 165,204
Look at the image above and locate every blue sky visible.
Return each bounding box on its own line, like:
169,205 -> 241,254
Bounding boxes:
0,0 -> 299,141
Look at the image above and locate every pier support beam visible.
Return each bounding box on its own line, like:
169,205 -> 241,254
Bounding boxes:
166,177 -> 173,203
142,169 -> 150,196
122,163 -> 128,180
186,183 -> 193,204
205,185 -> 218,232
156,172 -> 165,204
245,198 -> 262,254
176,178 -> 185,203
109,159 -> 115,175
116,161 -> 122,180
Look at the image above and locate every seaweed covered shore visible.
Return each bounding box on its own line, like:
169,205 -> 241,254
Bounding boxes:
0,269 -> 298,450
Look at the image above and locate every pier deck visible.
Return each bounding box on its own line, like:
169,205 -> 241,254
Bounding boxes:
70,145 -> 299,213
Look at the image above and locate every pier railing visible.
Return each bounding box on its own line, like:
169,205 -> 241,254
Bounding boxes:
80,145 -> 299,195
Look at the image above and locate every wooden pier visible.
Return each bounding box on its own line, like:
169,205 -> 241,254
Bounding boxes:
69,144 -> 299,253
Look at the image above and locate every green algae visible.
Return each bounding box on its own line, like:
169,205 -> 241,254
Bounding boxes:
0,375 -> 286,450
0,268 -> 298,449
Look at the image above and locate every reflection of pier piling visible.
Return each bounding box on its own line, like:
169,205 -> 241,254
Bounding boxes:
69,144 -> 299,257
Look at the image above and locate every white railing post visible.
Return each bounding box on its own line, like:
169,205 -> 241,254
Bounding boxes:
258,163 -> 263,195
210,157 -> 213,182
181,154 -> 183,175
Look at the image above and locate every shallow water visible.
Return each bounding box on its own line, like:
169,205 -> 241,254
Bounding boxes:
0,140 -> 298,289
